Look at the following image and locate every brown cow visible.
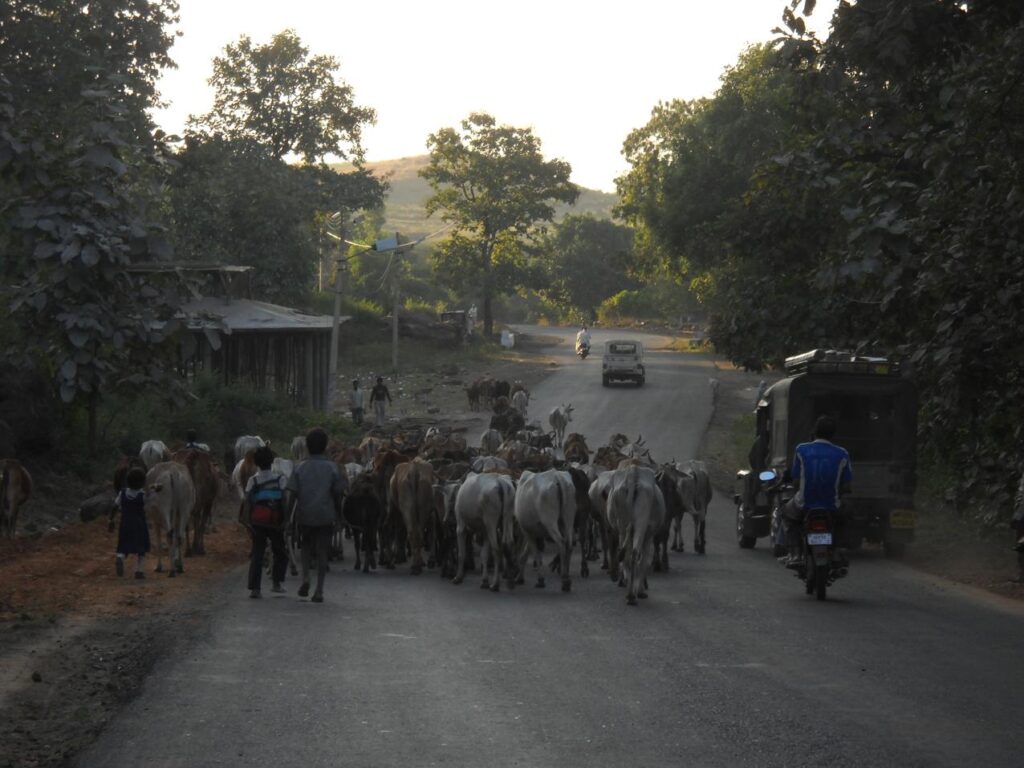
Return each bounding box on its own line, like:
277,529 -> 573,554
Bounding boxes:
173,449 -> 219,555
389,459 -> 435,575
1,459 -> 32,538
465,382 -> 481,411
563,433 -> 591,464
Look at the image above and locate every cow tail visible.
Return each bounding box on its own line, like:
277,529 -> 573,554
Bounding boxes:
0,465 -> 9,516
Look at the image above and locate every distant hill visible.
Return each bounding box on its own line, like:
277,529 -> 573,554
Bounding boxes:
332,155 -> 619,238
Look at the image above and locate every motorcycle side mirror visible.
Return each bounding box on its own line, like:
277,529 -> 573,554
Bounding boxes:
758,470 -> 778,483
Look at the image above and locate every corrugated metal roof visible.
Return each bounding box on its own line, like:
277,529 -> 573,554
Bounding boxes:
181,297 -> 346,332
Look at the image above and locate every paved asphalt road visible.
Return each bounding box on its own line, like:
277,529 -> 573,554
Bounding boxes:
79,328 -> 1024,768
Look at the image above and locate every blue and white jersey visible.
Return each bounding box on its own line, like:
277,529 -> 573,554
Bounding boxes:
792,439 -> 852,511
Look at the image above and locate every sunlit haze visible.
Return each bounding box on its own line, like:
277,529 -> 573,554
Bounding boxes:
153,0 -> 836,192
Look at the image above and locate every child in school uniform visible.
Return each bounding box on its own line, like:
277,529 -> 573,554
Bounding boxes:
115,466 -> 151,578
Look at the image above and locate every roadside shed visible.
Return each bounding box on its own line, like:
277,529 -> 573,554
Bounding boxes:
179,296 -> 346,410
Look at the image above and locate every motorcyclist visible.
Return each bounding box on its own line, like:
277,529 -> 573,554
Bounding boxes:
782,415 -> 852,569
575,325 -> 592,354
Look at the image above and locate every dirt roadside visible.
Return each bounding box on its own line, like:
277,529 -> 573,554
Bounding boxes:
0,333 -> 562,768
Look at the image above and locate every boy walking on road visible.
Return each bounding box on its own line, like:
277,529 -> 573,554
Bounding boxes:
286,427 -> 347,603
243,445 -> 289,598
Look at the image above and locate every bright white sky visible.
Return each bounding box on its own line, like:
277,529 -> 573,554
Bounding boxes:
153,0 -> 835,192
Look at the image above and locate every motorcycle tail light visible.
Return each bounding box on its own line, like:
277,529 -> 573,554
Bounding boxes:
809,518 -> 829,532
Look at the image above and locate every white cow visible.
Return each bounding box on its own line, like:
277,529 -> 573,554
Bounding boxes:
271,457 -> 294,480
451,472 -> 516,591
479,428 -> 503,456
677,460 -> 712,554
145,461 -> 196,576
139,440 -> 170,470
234,435 -> 266,465
290,436 -> 309,461
548,404 -> 574,448
511,389 -> 529,418
513,469 -> 576,592
343,462 -> 365,484
606,465 -> 666,605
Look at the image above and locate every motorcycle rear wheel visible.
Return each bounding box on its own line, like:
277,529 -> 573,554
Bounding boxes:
815,564 -> 828,600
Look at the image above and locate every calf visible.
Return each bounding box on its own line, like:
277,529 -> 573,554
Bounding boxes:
654,466 -> 687,571
0,459 -> 32,538
389,459 -> 435,575
465,382 -> 481,411
566,465 -> 594,577
687,460 -> 713,554
607,466 -> 666,605
343,473 -> 383,573
588,470 -> 616,577
512,469 -> 576,592
548,404 -> 574,448
145,461 -> 195,576
452,472 -> 515,591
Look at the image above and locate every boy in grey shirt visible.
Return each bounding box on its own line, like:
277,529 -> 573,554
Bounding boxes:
287,427 -> 347,602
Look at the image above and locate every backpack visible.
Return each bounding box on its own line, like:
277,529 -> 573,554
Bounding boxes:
248,475 -> 285,528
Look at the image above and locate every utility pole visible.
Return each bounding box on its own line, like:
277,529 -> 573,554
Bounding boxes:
324,212 -> 361,412
326,254 -> 346,412
391,261 -> 400,375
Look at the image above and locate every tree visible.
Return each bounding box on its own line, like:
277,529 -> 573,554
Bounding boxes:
173,30 -> 386,301
166,136 -> 385,302
193,29 -> 375,163
0,0 -> 184,448
421,113 -> 579,336
538,215 -> 636,322
615,43 -> 836,367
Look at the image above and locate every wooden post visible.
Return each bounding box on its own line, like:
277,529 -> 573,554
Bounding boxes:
392,272 -> 400,375
327,257 -> 345,412
304,336 -> 315,409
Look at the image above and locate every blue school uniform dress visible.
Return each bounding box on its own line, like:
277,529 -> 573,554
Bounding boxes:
117,489 -> 151,556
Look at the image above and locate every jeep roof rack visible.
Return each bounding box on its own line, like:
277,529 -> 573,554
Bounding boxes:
784,349 -> 901,376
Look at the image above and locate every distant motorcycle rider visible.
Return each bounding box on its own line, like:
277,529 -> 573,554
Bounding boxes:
575,325 -> 592,353
782,415 -> 852,567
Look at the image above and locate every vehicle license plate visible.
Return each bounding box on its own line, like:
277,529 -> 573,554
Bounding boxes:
807,533 -> 832,546
890,509 -> 916,529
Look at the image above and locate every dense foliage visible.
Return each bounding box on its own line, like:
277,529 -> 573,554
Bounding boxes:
536,215 -> 636,323
422,113 -> 579,336
617,0 -> 1024,516
1,0 -> 186,445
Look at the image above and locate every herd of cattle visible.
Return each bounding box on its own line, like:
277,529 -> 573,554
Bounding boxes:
108,383 -> 712,606
0,380 -> 712,607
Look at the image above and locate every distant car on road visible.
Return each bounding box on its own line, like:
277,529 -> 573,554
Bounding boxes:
602,340 -> 645,387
